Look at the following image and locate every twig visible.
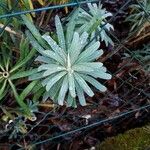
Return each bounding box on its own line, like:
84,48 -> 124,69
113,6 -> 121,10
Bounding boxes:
0,23 -> 21,37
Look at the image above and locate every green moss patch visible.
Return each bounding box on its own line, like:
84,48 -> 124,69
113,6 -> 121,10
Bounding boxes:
96,126 -> 150,150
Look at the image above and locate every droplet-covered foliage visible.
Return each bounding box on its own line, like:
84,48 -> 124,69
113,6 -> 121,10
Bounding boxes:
29,14 -> 112,107
69,3 -> 114,46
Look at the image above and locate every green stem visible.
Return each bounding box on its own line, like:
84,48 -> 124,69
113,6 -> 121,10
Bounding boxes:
88,19 -> 102,35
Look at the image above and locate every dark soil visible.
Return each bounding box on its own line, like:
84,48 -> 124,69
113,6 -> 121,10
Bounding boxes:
0,0 -> 150,150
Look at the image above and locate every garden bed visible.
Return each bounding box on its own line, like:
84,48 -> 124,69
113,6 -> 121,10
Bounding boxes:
0,0 -> 150,149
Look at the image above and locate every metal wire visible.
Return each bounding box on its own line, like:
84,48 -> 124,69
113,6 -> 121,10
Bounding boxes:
0,0 -> 99,19
19,104 -> 150,150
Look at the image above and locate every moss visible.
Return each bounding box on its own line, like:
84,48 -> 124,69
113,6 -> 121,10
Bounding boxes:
96,126 -> 150,150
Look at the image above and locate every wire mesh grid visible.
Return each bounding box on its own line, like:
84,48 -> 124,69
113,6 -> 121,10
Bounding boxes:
0,0 -> 150,149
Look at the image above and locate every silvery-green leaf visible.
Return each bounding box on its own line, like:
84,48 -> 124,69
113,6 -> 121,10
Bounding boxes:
77,41 -> 100,62
55,15 -> 66,52
100,66 -> 107,72
87,50 -> 103,61
74,72 -> 94,97
100,29 -> 114,46
66,8 -> 79,48
80,11 -> 92,19
77,23 -> 88,34
38,64 -> 63,71
88,3 -> 97,16
75,81 -> 86,106
43,91 -> 50,102
35,56 -> 55,64
43,50 -> 64,65
69,32 -> 81,64
93,3 -> 98,9
72,98 -> 77,108
79,50 -> 103,62
43,77 -> 63,102
80,32 -> 89,48
68,73 -> 76,98
67,92 -> 74,107
76,19 -> 89,25
41,74 -> 56,86
26,31 -> 45,55
72,64 -> 94,72
105,23 -> 114,31
46,71 -> 66,91
49,77 -> 64,100
77,62 -> 103,69
88,71 -> 112,79
43,66 -> 66,77
58,76 -> 68,105
80,74 -> 107,92
28,72 -> 44,80
22,15 -> 48,49
42,34 -> 66,61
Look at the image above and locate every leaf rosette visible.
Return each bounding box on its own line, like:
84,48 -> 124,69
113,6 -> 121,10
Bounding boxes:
29,15 -> 112,107
70,3 -> 114,46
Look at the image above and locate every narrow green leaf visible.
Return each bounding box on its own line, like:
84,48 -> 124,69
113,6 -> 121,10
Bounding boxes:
42,34 -> 66,61
84,50 -> 103,62
28,71 -> 44,80
10,48 -> 36,73
25,31 -> 45,54
38,64 -> 63,71
66,8 -> 79,48
75,81 -> 86,106
68,73 -> 76,98
43,67 -> 66,77
69,32 -> 81,64
74,72 -> 94,97
72,64 -> 94,72
42,50 -> 64,65
77,41 -> 100,62
20,81 -> 37,100
8,80 -> 32,118
80,74 -> 107,92
43,77 -> 63,102
88,70 -> 112,79
58,76 -> 68,105
35,56 -> 55,64
55,15 -> 66,52
10,69 -> 38,80
0,80 -> 7,97
21,15 -> 47,49
67,92 -> 75,107
77,62 -> 103,69
46,71 -> 66,91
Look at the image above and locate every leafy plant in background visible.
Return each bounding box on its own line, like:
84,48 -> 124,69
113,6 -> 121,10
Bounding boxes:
0,0 -> 39,31
0,100 -> 38,139
0,36 -> 38,120
0,0 -> 21,31
35,0 -> 70,5
125,0 -> 150,34
69,2 -> 114,46
0,0 -> 71,23
132,44 -> 150,71
27,15 -> 112,107
124,44 -> 150,72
